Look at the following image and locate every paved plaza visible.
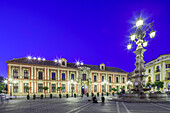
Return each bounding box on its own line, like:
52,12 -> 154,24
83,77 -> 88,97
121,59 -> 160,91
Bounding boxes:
1,97 -> 170,113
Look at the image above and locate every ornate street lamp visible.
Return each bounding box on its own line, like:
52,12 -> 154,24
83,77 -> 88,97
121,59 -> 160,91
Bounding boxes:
127,12 -> 156,98
4,78 -> 17,99
68,80 -> 77,97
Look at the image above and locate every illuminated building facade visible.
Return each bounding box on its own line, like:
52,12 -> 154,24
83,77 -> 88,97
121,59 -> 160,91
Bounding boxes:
6,57 -> 128,96
145,54 -> 170,91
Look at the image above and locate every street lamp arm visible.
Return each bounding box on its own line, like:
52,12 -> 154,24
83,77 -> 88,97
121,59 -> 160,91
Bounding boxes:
145,20 -> 154,32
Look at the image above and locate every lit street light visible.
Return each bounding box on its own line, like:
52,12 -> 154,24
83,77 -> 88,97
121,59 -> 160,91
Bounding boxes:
4,78 -> 17,99
127,12 -> 156,98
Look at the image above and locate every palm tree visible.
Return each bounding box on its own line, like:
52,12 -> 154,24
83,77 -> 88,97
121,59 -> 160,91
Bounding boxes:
111,87 -> 117,93
43,86 -> 49,98
57,87 -> 64,93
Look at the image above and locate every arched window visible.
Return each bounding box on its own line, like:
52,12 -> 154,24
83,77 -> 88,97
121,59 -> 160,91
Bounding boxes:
148,69 -> 151,73
156,66 -> 160,72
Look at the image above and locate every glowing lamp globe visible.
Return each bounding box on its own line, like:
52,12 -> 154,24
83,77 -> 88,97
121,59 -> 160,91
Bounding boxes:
38,57 -> 41,61
143,41 -> 148,47
4,80 -> 7,84
42,58 -> 45,61
58,60 -> 61,63
81,62 -> 84,65
130,34 -> 136,41
149,30 -> 156,38
27,56 -> 31,59
136,19 -> 144,27
76,61 -> 80,65
54,59 -> 57,62
127,44 -> 132,50
33,57 -> 36,60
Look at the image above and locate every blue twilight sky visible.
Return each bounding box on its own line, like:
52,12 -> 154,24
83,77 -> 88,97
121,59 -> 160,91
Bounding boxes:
0,0 -> 170,78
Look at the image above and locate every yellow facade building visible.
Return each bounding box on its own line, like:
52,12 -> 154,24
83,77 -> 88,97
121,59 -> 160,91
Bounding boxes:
145,54 -> 170,91
6,57 -> 128,96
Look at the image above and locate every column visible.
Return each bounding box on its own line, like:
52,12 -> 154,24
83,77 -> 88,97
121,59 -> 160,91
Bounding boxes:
47,68 -> 49,80
151,67 -> 154,83
68,83 -> 69,93
34,67 -> 36,79
31,66 -> 33,79
35,82 -> 37,93
45,67 -> 46,80
66,70 -> 68,81
162,62 -> 166,81
106,84 -> 107,92
20,66 -> 22,79
58,68 -> 60,81
76,70 -> 78,80
20,81 -> 23,93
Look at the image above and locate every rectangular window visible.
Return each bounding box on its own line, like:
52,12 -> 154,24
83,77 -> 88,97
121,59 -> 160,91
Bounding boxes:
38,83 -> 43,92
166,64 -> 170,68
94,75 -> 97,82
102,85 -> 105,92
116,77 -> 119,83
122,77 -> 125,83
116,86 -> 119,92
155,74 -> 160,81
38,72 -> 43,80
13,69 -> 18,79
52,72 -> 56,80
52,84 -> 56,92
71,84 -> 75,92
13,83 -> 18,93
168,72 -> 170,80
71,74 -> 74,80
94,85 -> 97,92
62,73 -> 65,81
24,83 -> 29,93
109,85 -> 112,92
24,70 -> 29,79
109,76 -> 111,83
82,74 -> 86,81
102,76 -> 104,82
62,84 -> 66,93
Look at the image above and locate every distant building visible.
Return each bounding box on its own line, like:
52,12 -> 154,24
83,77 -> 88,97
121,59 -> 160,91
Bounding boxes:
145,54 -> 170,91
6,57 -> 128,96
